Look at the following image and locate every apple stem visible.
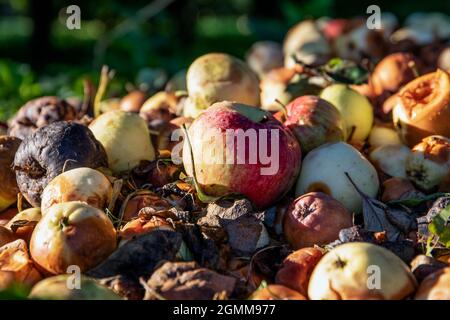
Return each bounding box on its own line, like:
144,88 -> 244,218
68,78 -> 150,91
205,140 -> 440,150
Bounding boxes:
94,65 -> 115,118
274,99 -> 287,116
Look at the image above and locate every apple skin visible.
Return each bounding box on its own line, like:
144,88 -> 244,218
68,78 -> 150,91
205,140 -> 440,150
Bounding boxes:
283,192 -> 353,249
6,208 -> 41,243
415,267 -> 450,300
295,142 -> 379,213
369,144 -> 412,178
30,201 -> 116,274
368,125 -> 402,148
246,41 -> 284,77
275,247 -> 323,296
320,84 -> 374,142
284,96 -> 345,154
393,69 -> 450,147
41,167 -> 113,214
308,242 -> 417,300
184,53 -> 260,118
183,101 -> 301,209
250,284 -> 307,300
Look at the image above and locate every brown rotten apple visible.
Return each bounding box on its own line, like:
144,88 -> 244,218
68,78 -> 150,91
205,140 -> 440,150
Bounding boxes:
393,69 -> 450,147
308,242 -> 417,300
30,201 -> 116,274
283,192 -> 353,249
284,96 -> 345,154
275,247 -> 323,296
184,53 -> 260,118
0,135 -> 21,212
183,101 -> 301,209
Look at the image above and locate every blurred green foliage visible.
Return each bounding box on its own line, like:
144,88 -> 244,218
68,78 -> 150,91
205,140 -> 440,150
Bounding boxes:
0,0 -> 449,121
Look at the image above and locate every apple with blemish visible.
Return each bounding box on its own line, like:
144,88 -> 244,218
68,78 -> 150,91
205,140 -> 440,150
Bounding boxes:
283,192 -> 353,249
284,96 -> 345,154
183,101 -> 301,209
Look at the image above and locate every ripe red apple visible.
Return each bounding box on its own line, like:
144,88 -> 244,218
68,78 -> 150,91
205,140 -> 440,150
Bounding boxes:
30,201 -> 116,274
275,247 -> 323,296
393,69 -> 450,147
283,192 -> 353,249
182,101 -> 301,209
284,96 -> 345,154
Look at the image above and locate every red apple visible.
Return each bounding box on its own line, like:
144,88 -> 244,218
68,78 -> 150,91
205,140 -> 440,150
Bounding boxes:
283,192 -> 353,249
275,247 -> 323,296
284,96 -> 345,154
182,101 -> 301,209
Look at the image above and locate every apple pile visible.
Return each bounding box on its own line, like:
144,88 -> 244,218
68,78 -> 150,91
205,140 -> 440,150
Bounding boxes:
0,12 -> 449,301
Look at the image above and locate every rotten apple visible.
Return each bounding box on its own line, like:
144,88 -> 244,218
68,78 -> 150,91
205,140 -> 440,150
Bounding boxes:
284,96 -> 345,154
275,247 -> 323,296
283,192 -> 353,249
308,242 -> 417,300
250,284 -> 307,300
184,53 -> 260,118
405,135 -> 450,190
0,135 -> 21,212
182,101 -> 301,209
30,201 -> 117,274
295,142 -> 379,213
5,208 -> 41,243
41,167 -> 113,214
414,267 -> 450,300
369,144 -> 412,178
393,69 -> 450,147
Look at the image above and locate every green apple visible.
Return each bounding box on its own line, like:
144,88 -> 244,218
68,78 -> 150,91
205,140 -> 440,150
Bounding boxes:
320,84 -> 374,142
89,110 -> 155,173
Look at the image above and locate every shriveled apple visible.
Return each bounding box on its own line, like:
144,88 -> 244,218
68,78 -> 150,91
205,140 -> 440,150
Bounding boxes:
393,69 -> 450,146
41,167 -> 112,214
89,110 -> 155,173
405,135 -> 450,190
121,193 -> 172,222
184,53 -> 260,118
369,144 -> 412,178
29,274 -> 122,300
308,242 -> 417,300
320,84 -> 374,142
283,192 -> 353,249
275,247 -> 323,296
284,96 -> 345,154
250,284 -> 307,300
5,208 -> 41,243
0,239 -> 42,290
0,136 -> 21,212
295,142 -> 379,213
30,201 -> 116,274
414,267 -> 450,300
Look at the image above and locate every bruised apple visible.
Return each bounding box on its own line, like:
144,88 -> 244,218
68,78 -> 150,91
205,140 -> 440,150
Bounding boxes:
29,274 -> 121,300
5,208 -> 41,243
183,101 -> 301,209
405,135 -> 450,190
295,142 -> 379,213
184,53 -> 260,118
320,84 -> 374,142
250,284 -> 307,300
89,110 -> 155,173
30,201 -> 116,274
414,267 -> 450,300
283,192 -> 353,249
369,144 -> 412,178
0,136 -> 21,212
284,96 -> 345,154
393,69 -> 450,147
308,242 -> 417,300
275,247 -> 323,296
41,167 -> 112,214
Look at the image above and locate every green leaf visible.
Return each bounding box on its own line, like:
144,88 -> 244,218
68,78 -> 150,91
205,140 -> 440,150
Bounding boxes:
429,205 -> 450,248
321,58 -> 369,85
